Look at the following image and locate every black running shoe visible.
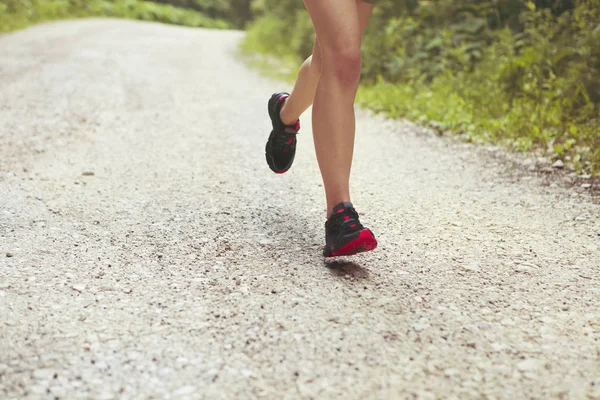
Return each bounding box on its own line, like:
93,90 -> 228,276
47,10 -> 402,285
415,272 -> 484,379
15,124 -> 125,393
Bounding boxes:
265,92 -> 300,174
323,202 -> 378,257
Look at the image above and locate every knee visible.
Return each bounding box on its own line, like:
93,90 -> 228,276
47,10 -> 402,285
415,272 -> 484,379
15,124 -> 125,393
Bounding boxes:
327,47 -> 362,85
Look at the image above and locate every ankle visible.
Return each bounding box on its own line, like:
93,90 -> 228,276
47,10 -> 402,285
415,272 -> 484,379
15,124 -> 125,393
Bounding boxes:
327,200 -> 353,218
279,99 -> 298,126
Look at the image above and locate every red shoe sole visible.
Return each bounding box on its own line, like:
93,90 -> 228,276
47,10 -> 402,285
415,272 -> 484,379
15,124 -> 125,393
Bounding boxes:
325,229 -> 378,258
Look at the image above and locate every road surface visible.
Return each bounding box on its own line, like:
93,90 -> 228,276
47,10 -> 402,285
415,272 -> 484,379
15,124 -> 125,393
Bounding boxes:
1,19 -> 599,399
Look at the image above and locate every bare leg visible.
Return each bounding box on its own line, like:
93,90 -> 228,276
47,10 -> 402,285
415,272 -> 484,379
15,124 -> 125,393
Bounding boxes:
301,0 -> 374,215
279,39 -> 322,125
280,0 -> 373,129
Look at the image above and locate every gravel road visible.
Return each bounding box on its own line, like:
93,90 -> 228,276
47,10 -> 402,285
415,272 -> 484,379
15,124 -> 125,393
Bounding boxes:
1,19 -> 599,400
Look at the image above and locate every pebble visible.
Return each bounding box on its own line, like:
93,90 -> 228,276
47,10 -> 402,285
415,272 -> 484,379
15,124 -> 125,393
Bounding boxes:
462,264 -> 481,272
173,385 -> 197,396
517,358 -> 540,371
49,386 -> 67,398
413,318 -> 430,332
515,265 -> 533,273
6,252 -> 13,257
29,385 -> 47,395
33,368 -> 55,380
82,171 -> 95,176
72,283 -> 86,292
581,183 -> 592,189
491,343 -> 507,352
552,160 -> 564,169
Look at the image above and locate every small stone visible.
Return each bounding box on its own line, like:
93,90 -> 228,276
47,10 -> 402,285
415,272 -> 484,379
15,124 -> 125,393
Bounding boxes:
552,160 -> 564,169
82,171 -> 95,176
33,369 -> 55,380
173,386 -> 196,396
462,264 -> 481,272
123,288 -> 132,294
491,343 -> 507,352
5,253 -> 13,258
515,265 -> 533,273
581,183 -> 592,189
235,278 -> 241,286
517,359 -> 540,371
412,318 -> 430,332
72,283 -> 86,292
30,385 -> 46,395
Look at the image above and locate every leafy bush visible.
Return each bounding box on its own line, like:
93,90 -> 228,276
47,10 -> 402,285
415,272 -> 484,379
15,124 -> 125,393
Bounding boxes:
0,0 -> 229,32
147,0 -> 252,29
243,0 -> 600,175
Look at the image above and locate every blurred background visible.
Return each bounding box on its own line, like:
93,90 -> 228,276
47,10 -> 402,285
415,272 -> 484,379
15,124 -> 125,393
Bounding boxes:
1,0 -> 598,175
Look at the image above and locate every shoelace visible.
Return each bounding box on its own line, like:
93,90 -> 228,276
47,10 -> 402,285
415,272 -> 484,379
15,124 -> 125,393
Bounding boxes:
328,208 -> 364,231
274,132 -> 296,152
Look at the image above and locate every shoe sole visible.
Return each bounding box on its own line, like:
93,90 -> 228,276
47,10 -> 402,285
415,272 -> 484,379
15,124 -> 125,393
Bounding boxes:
265,93 -> 295,174
324,229 -> 378,258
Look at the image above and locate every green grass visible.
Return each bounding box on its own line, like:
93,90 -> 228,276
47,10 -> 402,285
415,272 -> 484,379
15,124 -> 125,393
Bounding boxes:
0,0 -> 229,33
240,9 -> 600,176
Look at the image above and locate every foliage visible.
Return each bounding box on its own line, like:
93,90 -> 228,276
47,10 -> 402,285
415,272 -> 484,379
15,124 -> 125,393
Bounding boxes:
0,0 -> 229,32
148,0 -> 253,28
243,0 -> 600,175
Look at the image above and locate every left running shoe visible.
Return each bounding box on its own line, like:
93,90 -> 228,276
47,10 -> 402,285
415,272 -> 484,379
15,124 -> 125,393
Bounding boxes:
265,92 -> 300,174
323,202 -> 378,257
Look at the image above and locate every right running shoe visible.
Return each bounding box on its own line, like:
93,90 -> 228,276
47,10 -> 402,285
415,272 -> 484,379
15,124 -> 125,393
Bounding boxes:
323,202 -> 378,258
265,92 -> 300,174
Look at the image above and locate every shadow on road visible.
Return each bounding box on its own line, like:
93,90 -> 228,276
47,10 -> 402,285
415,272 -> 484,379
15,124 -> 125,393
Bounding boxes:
324,260 -> 370,279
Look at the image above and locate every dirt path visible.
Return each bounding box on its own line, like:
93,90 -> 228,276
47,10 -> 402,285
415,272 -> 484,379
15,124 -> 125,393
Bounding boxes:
1,19 -> 599,400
